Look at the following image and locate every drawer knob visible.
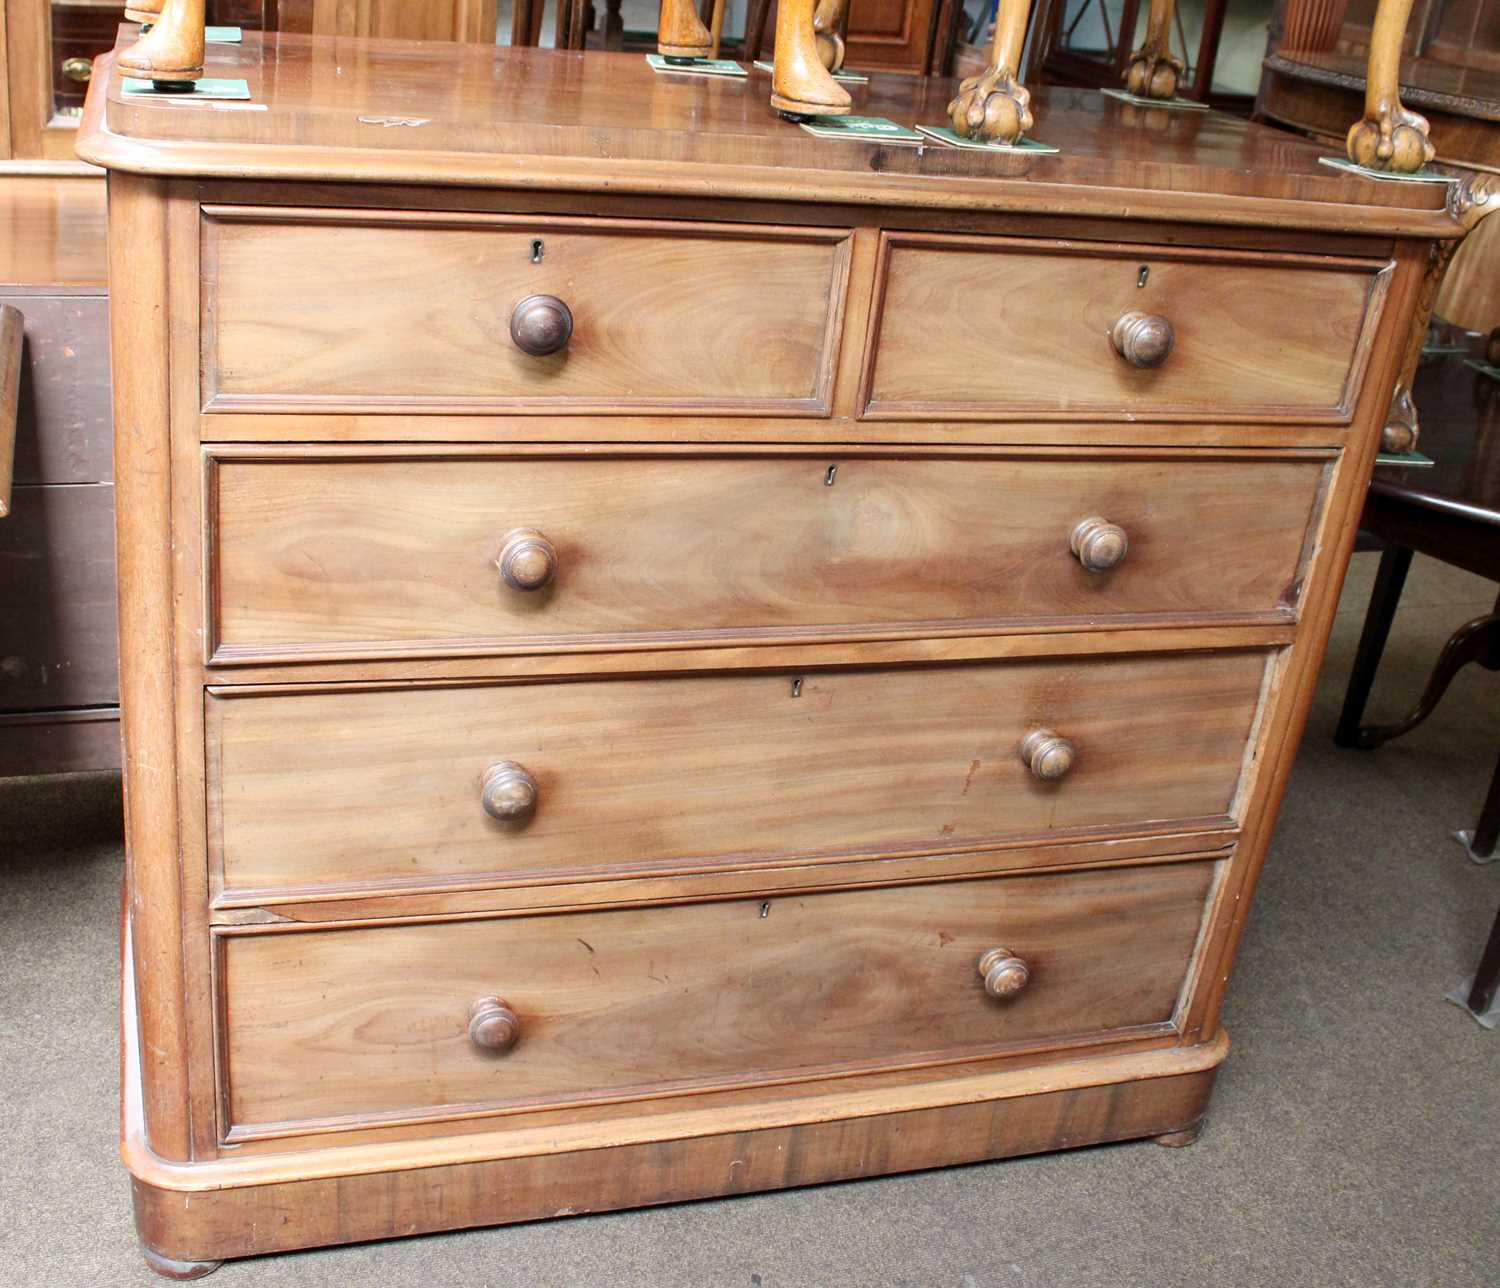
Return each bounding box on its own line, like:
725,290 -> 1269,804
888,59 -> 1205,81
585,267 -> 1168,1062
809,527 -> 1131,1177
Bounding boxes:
510,293 -> 573,357
481,761 -> 539,824
1070,516 -> 1129,572
468,996 -> 521,1052
1020,729 -> 1075,782
497,528 -> 558,592
978,948 -> 1031,999
61,56 -> 93,84
1111,310 -> 1174,369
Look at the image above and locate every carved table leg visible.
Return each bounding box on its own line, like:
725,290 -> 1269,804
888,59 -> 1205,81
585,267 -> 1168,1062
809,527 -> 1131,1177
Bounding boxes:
770,0 -> 851,118
1346,611 -> 1500,750
142,1248 -> 221,1280
813,0 -> 847,73
658,0 -> 713,59
117,0 -> 205,88
1125,0 -> 1185,100
1345,0 -> 1435,173
948,0 -> 1034,144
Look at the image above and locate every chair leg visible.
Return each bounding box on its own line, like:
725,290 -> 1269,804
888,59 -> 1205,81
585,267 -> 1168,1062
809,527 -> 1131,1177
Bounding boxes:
1351,612 -> 1500,750
744,0 -> 772,63
1335,543 -> 1413,748
1465,900 -> 1500,1016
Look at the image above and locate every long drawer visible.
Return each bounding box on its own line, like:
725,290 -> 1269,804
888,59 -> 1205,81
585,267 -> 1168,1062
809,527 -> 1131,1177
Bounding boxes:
201,208 -> 850,413
863,233 -> 1389,419
207,650 -> 1268,895
205,450 -> 1325,663
217,859 -> 1220,1137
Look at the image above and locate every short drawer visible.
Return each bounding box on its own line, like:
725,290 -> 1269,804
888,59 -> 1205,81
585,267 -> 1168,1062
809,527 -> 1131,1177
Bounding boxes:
207,650 -> 1267,895
201,208 -> 850,413
862,233 -> 1389,420
217,860 -> 1219,1136
205,449 -> 1325,663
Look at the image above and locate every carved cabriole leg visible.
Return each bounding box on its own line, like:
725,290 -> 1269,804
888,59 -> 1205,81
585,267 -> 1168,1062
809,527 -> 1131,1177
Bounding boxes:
948,0 -> 1034,144
813,0 -> 847,73
1125,0 -> 1185,100
117,0 -> 206,86
1346,0 -> 1435,173
658,0 -> 713,59
1381,237 -> 1461,452
771,0 -> 851,118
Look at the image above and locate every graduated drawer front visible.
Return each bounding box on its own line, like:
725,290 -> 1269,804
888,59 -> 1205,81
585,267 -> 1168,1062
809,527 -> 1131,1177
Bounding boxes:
206,451 -> 1325,663
218,861 -> 1219,1136
201,208 -> 850,413
208,651 -> 1267,895
863,234 -> 1389,419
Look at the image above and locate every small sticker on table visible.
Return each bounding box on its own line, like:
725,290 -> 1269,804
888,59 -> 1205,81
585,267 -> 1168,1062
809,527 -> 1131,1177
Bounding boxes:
1101,88 -> 1208,110
1375,450 -> 1435,467
799,115 -> 922,144
1466,360 -> 1500,384
122,76 -> 251,99
753,59 -> 868,83
645,54 -> 747,77
914,124 -> 1059,154
205,26 -> 243,42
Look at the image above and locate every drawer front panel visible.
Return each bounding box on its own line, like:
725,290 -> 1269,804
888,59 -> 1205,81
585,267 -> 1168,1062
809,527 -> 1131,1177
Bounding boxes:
202,209 -> 850,413
209,651 -> 1267,894
864,235 -> 1387,419
207,451 -> 1324,662
219,860 -> 1218,1134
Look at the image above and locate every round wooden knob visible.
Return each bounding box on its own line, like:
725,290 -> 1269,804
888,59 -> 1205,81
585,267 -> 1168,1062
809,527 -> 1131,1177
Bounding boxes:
1070,516 -> 1129,572
978,948 -> 1031,999
497,529 -> 557,592
481,761 -> 539,823
468,997 -> 521,1052
1020,729 -> 1075,782
1111,310 -> 1174,369
510,294 -> 573,356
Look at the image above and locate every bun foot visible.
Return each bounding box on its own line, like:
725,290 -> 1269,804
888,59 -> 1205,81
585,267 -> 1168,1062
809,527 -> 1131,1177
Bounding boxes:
658,0 -> 713,59
771,0 -> 851,117
142,1249 -> 222,1280
1152,1121 -> 1204,1148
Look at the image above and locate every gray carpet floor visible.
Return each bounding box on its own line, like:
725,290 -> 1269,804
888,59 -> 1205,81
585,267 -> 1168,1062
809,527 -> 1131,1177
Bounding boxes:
2,549 -> 1496,1287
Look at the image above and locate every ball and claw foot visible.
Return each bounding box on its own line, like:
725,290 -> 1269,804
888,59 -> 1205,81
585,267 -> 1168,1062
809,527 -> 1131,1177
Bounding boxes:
1124,47 -> 1184,101
1347,104 -> 1436,174
1381,385 -> 1419,455
142,1248 -> 222,1280
1152,1121 -> 1204,1148
948,66 -> 1034,146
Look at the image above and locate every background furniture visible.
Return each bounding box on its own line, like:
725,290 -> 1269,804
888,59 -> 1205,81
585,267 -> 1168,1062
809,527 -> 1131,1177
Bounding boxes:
81,24 -> 1465,1275
1335,349 -> 1500,1023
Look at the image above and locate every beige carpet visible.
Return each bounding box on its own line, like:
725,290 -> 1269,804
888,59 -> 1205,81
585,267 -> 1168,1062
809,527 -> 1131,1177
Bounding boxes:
2,549 -> 1497,1286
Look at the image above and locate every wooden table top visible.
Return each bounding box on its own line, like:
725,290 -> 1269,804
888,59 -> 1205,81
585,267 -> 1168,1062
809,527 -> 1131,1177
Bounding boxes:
76,30 -> 1465,237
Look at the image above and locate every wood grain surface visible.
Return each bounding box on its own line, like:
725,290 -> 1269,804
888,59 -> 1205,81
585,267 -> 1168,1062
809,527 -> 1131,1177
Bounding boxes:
218,861 -> 1218,1133
208,651 -> 1268,894
203,209 -> 849,412
865,234 -> 1388,419
207,449 -> 1325,662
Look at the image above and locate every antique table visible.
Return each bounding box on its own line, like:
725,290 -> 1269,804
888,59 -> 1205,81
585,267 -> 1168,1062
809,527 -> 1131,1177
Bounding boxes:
77,29 -> 1485,1277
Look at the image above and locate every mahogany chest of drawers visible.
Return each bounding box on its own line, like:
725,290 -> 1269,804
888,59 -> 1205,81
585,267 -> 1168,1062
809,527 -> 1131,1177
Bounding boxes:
79,32 -> 1468,1277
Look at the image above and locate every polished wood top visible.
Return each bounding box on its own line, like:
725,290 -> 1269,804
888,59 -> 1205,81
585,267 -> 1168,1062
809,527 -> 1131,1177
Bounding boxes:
75,30 -> 1466,235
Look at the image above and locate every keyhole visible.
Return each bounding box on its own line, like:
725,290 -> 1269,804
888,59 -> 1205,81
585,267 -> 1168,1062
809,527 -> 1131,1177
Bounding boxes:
791,677 -> 804,698
531,239 -> 545,263
825,464 -> 838,486
1137,264 -> 1150,288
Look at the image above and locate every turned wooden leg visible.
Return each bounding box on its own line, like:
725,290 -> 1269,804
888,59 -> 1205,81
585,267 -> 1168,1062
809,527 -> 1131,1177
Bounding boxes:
659,0 -> 713,58
947,0 -> 1034,144
770,0 -> 851,117
117,0 -> 205,87
1335,543 -> 1414,749
1124,0 -> 1185,100
1347,612 -> 1500,750
124,0 -> 164,24
1346,0 -> 1435,173
1153,1121 -> 1204,1147
142,1248 -> 221,1281
813,0 -> 847,72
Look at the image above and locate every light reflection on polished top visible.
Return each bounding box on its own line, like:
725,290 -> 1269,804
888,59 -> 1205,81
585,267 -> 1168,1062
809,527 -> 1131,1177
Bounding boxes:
77,30 -> 1460,234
